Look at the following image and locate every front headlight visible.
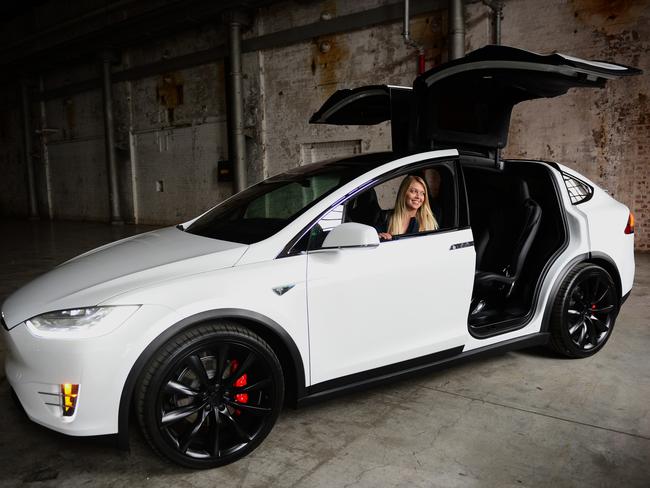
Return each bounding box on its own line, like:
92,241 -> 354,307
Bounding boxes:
25,306 -> 140,339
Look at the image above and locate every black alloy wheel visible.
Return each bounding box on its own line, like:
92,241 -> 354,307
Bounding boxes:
136,323 -> 284,468
549,263 -> 619,358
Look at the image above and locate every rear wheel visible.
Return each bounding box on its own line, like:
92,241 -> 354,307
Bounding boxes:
136,322 -> 284,468
549,263 -> 618,358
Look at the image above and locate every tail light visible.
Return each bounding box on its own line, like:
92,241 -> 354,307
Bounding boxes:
624,212 -> 635,234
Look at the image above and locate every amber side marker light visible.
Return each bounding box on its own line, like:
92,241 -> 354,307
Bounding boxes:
61,384 -> 79,417
625,212 -> 635,234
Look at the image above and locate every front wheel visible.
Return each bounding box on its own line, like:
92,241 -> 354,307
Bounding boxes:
135,322 -> 284,469
549,263 -> 619,358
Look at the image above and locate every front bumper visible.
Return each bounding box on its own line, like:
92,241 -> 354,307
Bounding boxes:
2,304 -> 177,436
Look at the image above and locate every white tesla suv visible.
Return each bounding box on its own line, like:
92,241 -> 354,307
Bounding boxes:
1,46 -> 640,468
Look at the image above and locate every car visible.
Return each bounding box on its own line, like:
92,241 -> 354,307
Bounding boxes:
0,45 -> 641,469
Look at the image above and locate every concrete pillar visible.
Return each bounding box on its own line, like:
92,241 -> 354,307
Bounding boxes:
226,11 -> 248,193
21,81 -> 39,219
100,49 -> 123,224
449,0 -> 465,60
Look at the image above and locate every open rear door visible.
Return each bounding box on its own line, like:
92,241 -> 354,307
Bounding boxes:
413,45 -> 642,154
309,46 -> 640,157
309,85 -> 413,154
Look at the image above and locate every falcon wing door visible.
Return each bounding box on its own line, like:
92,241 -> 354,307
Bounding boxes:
309,85 -> 413,154
413,45 -> 641,154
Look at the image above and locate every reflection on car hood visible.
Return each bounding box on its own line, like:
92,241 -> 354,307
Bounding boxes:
1,227 -> 248,329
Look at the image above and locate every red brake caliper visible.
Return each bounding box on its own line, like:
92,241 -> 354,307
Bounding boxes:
229,360 -> 248,415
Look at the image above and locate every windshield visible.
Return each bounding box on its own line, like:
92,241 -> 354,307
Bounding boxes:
186,154 -> 392,243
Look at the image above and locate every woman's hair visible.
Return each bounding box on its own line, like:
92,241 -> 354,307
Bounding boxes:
387,175 -> 438,235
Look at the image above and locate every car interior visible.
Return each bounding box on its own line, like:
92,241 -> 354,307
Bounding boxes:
343,164 -> 457,233
462,156 -> 567,337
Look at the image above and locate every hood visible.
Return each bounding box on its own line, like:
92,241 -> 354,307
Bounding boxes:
1,227 -> 247,329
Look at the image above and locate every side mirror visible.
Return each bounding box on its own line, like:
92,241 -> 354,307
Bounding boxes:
321,223 -> 379,249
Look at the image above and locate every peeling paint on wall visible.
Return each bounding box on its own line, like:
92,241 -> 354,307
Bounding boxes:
157,72 -> 184,124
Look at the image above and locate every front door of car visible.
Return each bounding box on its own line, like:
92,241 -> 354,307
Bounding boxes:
305,163 -> 475,386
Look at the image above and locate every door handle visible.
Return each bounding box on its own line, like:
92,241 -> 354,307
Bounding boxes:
449,241 -> 474,251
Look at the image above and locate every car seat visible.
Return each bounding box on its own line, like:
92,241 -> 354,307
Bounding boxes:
472,180 -> 542,311
346,188 -> 382,228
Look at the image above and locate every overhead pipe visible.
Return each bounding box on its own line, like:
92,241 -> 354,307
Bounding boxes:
20,80 -> 38,220
21,80 -> 39,219
37,76 -> 54,219
402,0 -> 426,74
448,0 -> 465,60
226,10 -> 248,193
100,49 -> 123,224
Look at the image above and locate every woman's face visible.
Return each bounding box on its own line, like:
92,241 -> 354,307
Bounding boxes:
404,180 -> 426,212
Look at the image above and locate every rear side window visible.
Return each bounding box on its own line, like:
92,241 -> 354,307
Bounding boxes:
561,171 -> 593,205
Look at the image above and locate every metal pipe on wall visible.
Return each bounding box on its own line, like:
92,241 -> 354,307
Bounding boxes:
448,0 -> 465,60
227,14 -> 247,194
100,49 -> 123,224
21,81 -> 39,219
403,0 -> 426,74
38,76 -> 54,219
482,0 -> 503,45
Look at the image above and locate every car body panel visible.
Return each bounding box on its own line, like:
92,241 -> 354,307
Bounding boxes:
3,304 -> 180,435
556,163 -> 634,295
308,227 -> 475,384
1,227 -> 247,329
104,253 -> 311,387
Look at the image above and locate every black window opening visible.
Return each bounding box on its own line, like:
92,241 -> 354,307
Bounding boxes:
561,171 -> 593,205
302,161 -> 459,252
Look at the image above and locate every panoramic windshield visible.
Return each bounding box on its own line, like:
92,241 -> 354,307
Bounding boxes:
186,154 -> 392,243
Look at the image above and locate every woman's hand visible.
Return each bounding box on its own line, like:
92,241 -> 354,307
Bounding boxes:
378,232 -> 393,241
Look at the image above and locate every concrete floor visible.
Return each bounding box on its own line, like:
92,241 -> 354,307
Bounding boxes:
0,219 -> 648,488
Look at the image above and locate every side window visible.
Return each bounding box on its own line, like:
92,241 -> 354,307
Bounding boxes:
305,162 -> 457,251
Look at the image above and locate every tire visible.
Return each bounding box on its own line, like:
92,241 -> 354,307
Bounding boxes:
549,263 -> 619,358
135,322 -> 284,469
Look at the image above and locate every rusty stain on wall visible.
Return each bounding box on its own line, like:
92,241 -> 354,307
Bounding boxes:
157,72 -> 184,123
311,35 -> 349,95
572,0 -> 645,33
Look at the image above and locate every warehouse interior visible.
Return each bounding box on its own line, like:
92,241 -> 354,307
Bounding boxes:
1,0 -> 649,486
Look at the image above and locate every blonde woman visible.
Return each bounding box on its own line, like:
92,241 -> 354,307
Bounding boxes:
378,175 -> 438,240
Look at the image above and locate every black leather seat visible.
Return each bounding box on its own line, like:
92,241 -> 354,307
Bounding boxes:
347,189 -> 382,228
473,180 -> 542,299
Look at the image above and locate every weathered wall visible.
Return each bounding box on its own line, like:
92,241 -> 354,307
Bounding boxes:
0,89 -> 28,217
252,0 -> 448,177
122,27 -> 231,224
1,0 -> 648,248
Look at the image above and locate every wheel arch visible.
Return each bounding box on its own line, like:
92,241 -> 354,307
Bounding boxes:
540,251 -> 622,333
117,308 -> 307,449
589,252 -> 623,305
